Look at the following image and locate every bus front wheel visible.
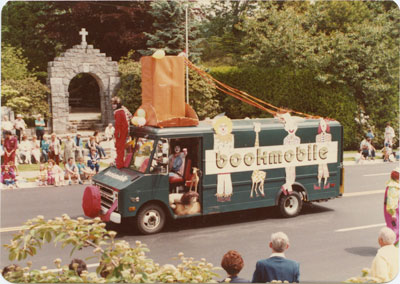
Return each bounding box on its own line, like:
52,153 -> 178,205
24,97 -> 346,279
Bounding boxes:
136,203 -> 166,235
279,191 -> 302,218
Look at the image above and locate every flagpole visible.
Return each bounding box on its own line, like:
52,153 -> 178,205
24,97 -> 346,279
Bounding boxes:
185,4 -> 189,104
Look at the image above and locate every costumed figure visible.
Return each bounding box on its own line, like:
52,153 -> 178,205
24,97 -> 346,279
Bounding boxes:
213,116 -> 234,202
315,119 -> 332,189
112,97 -> 132,169
384,167 -> 400,246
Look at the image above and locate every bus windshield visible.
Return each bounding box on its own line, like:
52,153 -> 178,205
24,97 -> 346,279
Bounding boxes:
130,137 -> 155,173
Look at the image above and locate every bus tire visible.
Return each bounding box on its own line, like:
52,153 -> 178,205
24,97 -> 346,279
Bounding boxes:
136,203 -> 166,235
279,191 -> 302,218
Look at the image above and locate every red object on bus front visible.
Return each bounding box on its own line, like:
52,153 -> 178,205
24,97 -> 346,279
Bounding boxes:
82,185 -> 101,218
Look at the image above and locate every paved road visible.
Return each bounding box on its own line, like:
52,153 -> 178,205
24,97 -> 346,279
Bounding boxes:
0,162 -> 397,282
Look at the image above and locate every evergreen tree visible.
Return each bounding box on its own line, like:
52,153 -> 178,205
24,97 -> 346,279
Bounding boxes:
140,0 -> 202,61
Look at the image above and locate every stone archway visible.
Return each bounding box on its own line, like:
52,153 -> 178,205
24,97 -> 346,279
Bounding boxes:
47,29 -> 120,133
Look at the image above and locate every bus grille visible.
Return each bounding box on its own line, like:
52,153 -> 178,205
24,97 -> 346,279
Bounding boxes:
98,184 -> 118,212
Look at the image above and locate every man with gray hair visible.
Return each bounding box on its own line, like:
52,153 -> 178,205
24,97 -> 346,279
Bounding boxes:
252,232 -> 299,283
370,227 -> 398,282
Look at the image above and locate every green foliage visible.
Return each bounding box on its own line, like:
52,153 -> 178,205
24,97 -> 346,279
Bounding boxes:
210,65 -> 358,149
1,44 -> 50,119
2,78 -> 50,119
116,53 -> 143,114
140,0 -> 203,61
2,215 -> 221,283
1,45 -> 30,80
117,54 -> 220,120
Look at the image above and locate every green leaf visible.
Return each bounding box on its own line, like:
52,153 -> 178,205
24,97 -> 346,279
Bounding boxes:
9,250 -> 16,261
44,231 -> 52,243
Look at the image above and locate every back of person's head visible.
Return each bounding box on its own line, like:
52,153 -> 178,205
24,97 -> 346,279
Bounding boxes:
270,232 -> 289,253
221,250 -> 244,277
69,258 -> 87,276
378,227 -> 396,246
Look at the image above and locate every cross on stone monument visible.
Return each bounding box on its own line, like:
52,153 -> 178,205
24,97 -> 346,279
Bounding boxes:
79,28 -> 88,44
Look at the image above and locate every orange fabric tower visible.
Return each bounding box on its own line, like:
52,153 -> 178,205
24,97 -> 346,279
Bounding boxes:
136,56 -> 198,127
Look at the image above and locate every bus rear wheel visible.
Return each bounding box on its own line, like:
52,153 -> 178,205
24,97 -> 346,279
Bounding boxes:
279,191 -> 302,218
137,203 -> 166,235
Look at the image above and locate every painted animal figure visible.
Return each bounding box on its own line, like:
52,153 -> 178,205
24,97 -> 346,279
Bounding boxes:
189,167 -> 200,193
250,122 -> 266,198
251,170 -> 266,198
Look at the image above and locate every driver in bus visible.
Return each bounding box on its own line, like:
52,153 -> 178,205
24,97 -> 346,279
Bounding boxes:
169,145 -> 184,177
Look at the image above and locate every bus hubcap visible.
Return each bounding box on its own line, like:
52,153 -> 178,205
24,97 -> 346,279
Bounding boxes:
285,196 -> 298,215
143,210 -> 160,229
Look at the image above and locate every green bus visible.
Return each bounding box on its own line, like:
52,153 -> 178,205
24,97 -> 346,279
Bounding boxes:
83,116 -> 344,234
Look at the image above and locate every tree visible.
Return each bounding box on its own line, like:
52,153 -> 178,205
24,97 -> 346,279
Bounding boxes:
1,45 -> 50,119
238,1 -> 399,147
140,0 -> 203,61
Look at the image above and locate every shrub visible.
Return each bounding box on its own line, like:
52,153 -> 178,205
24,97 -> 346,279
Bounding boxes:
2,215 -> 221,283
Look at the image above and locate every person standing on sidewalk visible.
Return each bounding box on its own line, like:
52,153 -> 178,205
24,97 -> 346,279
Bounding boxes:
384,168 -> 399,246
384,123 -> 395,148
14,114 -> 26,142
49,133 -> 61,165
35,114 -> 45,142
3,131 -> 18,166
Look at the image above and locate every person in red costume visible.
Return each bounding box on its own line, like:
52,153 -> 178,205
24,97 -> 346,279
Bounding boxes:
112,97 -> 131,169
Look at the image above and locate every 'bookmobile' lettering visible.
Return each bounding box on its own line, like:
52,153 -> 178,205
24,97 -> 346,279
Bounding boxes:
205,142 -> 338,175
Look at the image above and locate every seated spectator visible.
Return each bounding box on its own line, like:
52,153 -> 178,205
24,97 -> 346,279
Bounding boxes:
74,134 -> 84,159
31,136 -> 41,163
105,123 -> 115,141
382,143 -> 393,162
87,148 -> 100,173
18,135 -> 32,164
65,157 -> 82,185
77,157 -> 95,183
360,137 -> 375,160
1,164 -> 16,189
94,131 -> 107,159
41,135 -> 50,163
38,163 -> 47,186
370,227 -> 399,282
221,250 -> 249,283
69,258 -> 87,277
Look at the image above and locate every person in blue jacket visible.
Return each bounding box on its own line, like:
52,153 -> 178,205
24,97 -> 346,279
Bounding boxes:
252,232 -> 300,283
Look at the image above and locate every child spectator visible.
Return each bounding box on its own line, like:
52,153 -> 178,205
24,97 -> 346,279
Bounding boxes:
355,150 -> 365,164
77,157 -> 95,183
2,164 -> 16,188
87,148 -> 100,173
38,164 -> 47,186
48,159 -> 63,186
65,157 -> 82,185
49,133 -> 61,165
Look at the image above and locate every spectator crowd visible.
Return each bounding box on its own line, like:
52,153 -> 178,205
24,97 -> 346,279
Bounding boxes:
1,114 -> 115,188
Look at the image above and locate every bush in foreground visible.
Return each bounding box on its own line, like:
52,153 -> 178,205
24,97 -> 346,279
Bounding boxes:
2,215 -> 220,283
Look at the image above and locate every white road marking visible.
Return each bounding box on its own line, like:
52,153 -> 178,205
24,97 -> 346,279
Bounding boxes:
335,223 -> 386,232
343,190 -> 384,197
363,173 -> 389,177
